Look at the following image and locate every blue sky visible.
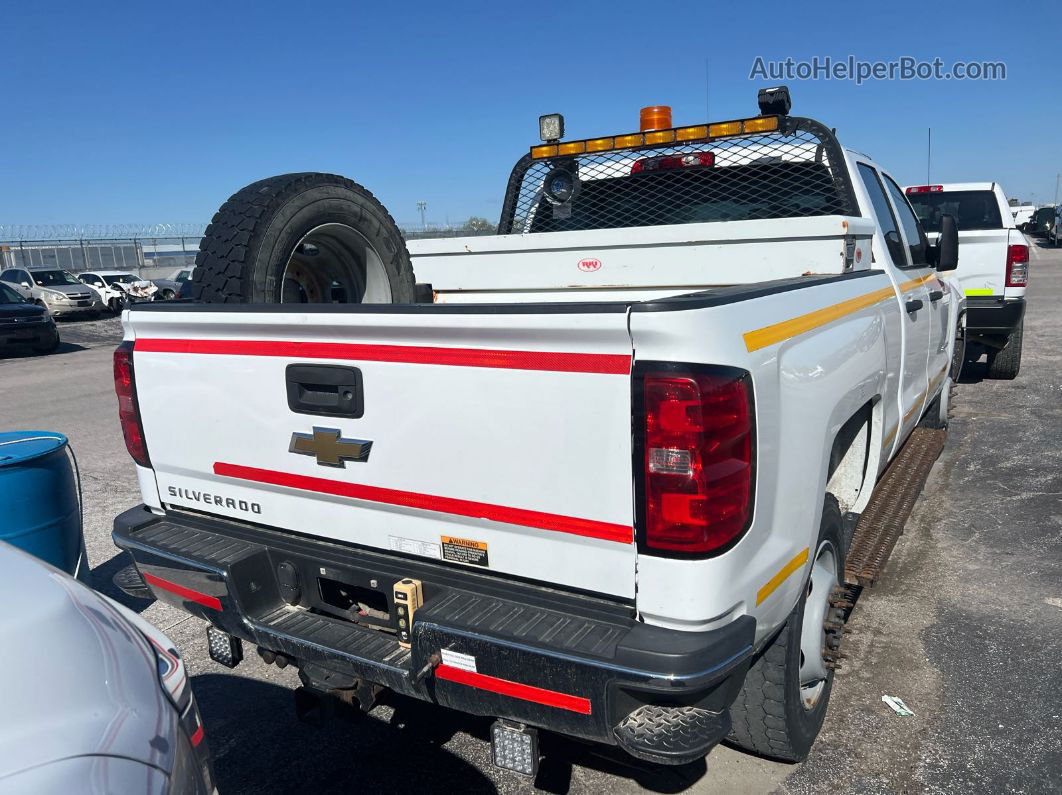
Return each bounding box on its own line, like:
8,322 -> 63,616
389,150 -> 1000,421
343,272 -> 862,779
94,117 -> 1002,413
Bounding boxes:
1,0 -> 1057,228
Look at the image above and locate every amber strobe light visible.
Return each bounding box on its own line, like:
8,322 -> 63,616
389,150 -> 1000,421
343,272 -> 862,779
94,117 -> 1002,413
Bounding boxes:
642,367 -> 754,554
114,341 -> 150,467
640,105 -> 673,131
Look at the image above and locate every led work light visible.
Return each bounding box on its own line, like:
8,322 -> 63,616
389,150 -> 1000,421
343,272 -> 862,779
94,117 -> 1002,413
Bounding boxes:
539,113 -> 564,142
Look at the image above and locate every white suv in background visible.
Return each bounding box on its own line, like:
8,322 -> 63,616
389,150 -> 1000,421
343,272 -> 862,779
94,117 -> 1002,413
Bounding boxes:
905,182 -> 1027,379
0,267 -> 104,319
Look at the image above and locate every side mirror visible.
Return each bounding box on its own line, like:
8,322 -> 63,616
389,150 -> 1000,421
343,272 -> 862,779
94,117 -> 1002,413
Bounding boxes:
20,282 -> 30,288
935,213 -> 959,271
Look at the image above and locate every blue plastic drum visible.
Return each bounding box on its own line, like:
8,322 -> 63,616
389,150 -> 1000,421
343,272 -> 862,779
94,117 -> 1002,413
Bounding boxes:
0,431 -> 84,577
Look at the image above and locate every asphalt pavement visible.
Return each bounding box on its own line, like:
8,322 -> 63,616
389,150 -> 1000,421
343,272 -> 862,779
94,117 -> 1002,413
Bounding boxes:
2,246 -> 1060,794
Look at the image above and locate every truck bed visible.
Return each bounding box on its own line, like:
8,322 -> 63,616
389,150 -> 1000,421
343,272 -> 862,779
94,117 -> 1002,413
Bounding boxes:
124,271 -> 886,603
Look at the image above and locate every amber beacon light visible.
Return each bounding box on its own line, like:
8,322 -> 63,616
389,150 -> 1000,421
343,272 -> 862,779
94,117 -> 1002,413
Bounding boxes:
639,105 -> 672,132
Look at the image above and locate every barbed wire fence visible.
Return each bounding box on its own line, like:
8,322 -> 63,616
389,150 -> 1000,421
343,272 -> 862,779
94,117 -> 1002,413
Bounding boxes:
0,221 -> 497,278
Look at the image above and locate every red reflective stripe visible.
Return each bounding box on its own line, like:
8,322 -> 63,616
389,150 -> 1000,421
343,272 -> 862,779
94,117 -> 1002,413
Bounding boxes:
190,724 -> 205,747
142,571 -> 222,610
214,462 -> 633,544
134,338 -> 631,375
435,664 -> 592,715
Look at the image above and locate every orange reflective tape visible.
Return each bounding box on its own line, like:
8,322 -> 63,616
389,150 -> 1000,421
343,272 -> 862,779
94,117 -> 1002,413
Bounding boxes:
756,548 -> 810,606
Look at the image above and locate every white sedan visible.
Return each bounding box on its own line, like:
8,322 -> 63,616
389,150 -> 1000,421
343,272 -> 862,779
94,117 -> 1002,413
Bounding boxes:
0,543 -> 215,794
79,271 -> 158,313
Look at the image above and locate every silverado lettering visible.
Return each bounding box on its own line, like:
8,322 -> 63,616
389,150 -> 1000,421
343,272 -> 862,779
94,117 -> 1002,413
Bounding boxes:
167,486 -> 261,514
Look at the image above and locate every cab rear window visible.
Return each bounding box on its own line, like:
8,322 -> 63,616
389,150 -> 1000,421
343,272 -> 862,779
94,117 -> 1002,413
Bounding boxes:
907,190 -> 1002,232
528,161 -> 845,234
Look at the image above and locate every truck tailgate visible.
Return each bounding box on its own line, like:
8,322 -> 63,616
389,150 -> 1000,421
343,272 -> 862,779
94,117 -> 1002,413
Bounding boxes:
127,307 -> 637,598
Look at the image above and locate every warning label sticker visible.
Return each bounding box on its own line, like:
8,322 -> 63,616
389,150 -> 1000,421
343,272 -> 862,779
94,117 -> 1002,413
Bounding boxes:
440,648 -> 477,673
440,536 -> 489,567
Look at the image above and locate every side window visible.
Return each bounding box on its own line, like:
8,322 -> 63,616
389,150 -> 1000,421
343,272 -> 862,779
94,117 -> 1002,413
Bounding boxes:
0,270 -> 11,281
16,269 -> 31,284
857,163 -> 908,267
882,174 -> 928,266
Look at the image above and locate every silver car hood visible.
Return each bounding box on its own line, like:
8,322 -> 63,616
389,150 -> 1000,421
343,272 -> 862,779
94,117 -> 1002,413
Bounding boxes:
0,543 -> 177,783
44,284 -> 94,297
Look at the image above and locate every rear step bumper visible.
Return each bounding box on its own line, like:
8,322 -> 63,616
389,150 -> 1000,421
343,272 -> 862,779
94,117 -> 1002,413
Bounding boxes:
965,296 -> 1025,336
114,505 -> 754,764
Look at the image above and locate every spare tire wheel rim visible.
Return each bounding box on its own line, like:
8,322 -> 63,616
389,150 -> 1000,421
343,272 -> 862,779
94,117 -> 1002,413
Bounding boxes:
798,538 -> 838,710
282,223 -> 393,304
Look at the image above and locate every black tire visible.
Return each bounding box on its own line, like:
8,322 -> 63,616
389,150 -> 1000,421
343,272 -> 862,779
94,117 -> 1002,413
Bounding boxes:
160,289 -> 175,300
986,321 -> 1023,380
727,496 -> 845,762
33,331 -> 60,355
184,173 -> 415,304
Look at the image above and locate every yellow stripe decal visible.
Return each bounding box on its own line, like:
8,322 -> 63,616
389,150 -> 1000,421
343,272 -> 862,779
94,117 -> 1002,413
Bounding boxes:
756,548 -> 810,606
743,274 -> 936,353
965,288 -> 994,296
743,288 -> 893,352
882,424 -> 898,450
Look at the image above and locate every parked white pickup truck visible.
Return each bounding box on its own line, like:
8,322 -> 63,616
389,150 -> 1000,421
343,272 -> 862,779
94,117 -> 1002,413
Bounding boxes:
905,182 -> 1028,379
112,89 -> 962,775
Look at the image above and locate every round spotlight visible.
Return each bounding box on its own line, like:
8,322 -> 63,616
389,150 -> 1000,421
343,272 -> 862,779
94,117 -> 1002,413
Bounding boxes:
543,167 -> 576,204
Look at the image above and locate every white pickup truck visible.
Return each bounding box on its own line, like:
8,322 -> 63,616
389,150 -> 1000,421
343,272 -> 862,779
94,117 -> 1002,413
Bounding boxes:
905,182 -> 1028,379
112,90 -> 963,775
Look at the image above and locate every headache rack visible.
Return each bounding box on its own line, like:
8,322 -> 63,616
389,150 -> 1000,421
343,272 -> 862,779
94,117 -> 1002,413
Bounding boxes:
497,116 -> 858,235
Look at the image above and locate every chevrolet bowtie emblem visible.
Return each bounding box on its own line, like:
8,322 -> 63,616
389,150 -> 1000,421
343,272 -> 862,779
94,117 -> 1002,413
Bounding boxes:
289,427 -> 372,467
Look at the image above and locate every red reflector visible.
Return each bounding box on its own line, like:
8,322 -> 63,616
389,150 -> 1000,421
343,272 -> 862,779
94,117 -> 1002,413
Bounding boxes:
631,152 -> 715,174
1006,244 -> 1029,287
641,367 -> 754,555
435,664 -> 592,714
905,185 -> 943,194
142,571 -> 222,610
113,341 -> 150,467
190,724 -> 205,747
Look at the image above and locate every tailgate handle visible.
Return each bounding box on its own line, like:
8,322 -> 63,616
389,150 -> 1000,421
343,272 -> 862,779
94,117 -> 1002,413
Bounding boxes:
928,290 -> 944,302
905,299 -> 924,314
286,364 -> 364,418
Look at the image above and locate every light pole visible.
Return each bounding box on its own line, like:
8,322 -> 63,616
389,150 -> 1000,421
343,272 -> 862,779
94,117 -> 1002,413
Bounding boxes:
1054,174 -> 1060,207
416,201 -> 427,230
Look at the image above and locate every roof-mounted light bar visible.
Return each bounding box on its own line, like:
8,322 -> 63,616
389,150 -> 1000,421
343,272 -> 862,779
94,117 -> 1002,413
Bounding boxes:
530,115 -> 782,160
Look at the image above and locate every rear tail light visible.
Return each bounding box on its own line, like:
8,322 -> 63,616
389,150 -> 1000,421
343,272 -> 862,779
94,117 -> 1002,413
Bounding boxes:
1006,244 -> 1029,287
640,366 -> 754,555
631,152 -> 715,174
905,185 -> 943,194
114,341 -> 150,467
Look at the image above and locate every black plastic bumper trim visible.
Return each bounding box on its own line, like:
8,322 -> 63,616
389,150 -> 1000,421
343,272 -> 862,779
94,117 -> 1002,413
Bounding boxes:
965,296 -> 1025,334
113,504 -> 755,750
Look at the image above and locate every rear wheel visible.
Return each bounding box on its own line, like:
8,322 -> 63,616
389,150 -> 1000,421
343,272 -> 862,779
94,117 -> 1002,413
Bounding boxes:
184,173 -> 415,305
727,495 -> 845,762
986,321 -> 1023,380
33,330 -> 59,355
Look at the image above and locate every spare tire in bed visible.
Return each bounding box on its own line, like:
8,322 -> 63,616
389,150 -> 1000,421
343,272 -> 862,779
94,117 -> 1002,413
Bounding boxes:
183,172 -> 415,304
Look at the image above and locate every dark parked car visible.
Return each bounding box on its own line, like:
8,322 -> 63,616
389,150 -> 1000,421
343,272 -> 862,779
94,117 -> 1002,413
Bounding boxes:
151,267 -> 194,300
0,282 -> 59,354
1026,206 -> 1056,237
